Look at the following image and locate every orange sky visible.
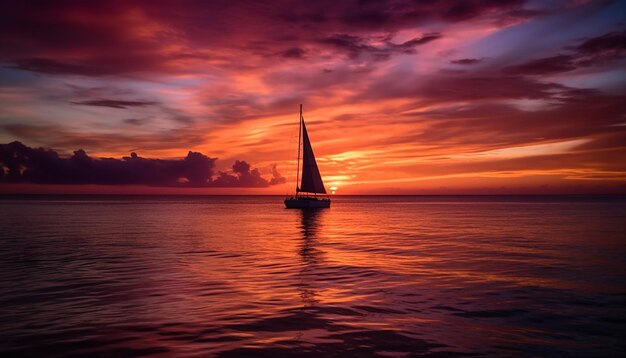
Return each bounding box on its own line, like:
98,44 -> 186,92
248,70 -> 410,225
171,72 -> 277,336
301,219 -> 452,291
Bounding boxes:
1,0 -> 625,194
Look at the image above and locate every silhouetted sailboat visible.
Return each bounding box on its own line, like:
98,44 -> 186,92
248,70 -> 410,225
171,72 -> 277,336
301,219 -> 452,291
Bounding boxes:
284,104 -> 331,208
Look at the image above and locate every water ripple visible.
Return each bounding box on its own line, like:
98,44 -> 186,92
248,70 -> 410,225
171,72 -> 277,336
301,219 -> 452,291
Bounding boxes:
1,195 -> 625,356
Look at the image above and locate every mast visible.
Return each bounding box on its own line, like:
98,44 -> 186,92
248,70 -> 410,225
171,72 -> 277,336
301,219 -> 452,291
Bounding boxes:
295,104 -> 302,196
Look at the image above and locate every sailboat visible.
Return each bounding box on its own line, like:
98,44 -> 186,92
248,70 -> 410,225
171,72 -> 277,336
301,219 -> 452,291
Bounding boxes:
284,104 -> 331,209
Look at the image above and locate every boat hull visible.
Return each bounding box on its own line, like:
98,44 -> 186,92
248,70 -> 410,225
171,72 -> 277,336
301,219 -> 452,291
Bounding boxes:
284,198 -> 331,209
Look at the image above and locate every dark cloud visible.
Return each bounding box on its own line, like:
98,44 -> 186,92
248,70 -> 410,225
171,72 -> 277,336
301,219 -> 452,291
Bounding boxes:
0,141 -> 283,187
440,0 -> 526,22
576,30 -> 626,54
505,55 -> 577,75
401,33 -> 441,46
65,85 -> 193,124
283,0 -> 531,29
450,58 -> 482,65
211,160 -> 285,187
320,33 -> 441,61
0,0 -> 533,76
320,34 -> 375,58
0,141 -> 213,186
72,99 -> 156,109
505,31 -> 626,75
574,30 -> 626,67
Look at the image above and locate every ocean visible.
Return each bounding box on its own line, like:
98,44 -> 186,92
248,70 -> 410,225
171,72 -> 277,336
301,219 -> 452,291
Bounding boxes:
1,195 -> 625,357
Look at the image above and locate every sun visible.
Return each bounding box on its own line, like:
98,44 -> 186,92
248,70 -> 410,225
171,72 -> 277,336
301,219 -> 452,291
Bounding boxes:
329,186 -> 338,195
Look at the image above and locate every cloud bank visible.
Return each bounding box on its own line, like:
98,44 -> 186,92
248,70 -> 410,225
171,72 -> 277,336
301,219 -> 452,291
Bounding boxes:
0,142 -> 284,187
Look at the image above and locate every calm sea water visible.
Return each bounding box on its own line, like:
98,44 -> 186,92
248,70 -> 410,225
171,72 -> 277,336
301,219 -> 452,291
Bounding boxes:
1,195 -> 625,357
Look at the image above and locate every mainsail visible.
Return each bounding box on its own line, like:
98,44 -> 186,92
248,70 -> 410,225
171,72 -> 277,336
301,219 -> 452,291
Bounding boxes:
299,117 -> 326,194
284,104 -> 331,208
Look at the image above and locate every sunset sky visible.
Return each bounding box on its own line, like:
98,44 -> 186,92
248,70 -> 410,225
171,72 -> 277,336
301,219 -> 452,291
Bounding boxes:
1,0 -> 625,194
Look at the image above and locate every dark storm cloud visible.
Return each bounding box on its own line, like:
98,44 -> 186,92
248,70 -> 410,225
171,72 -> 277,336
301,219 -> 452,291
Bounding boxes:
0,141 -> 283,187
